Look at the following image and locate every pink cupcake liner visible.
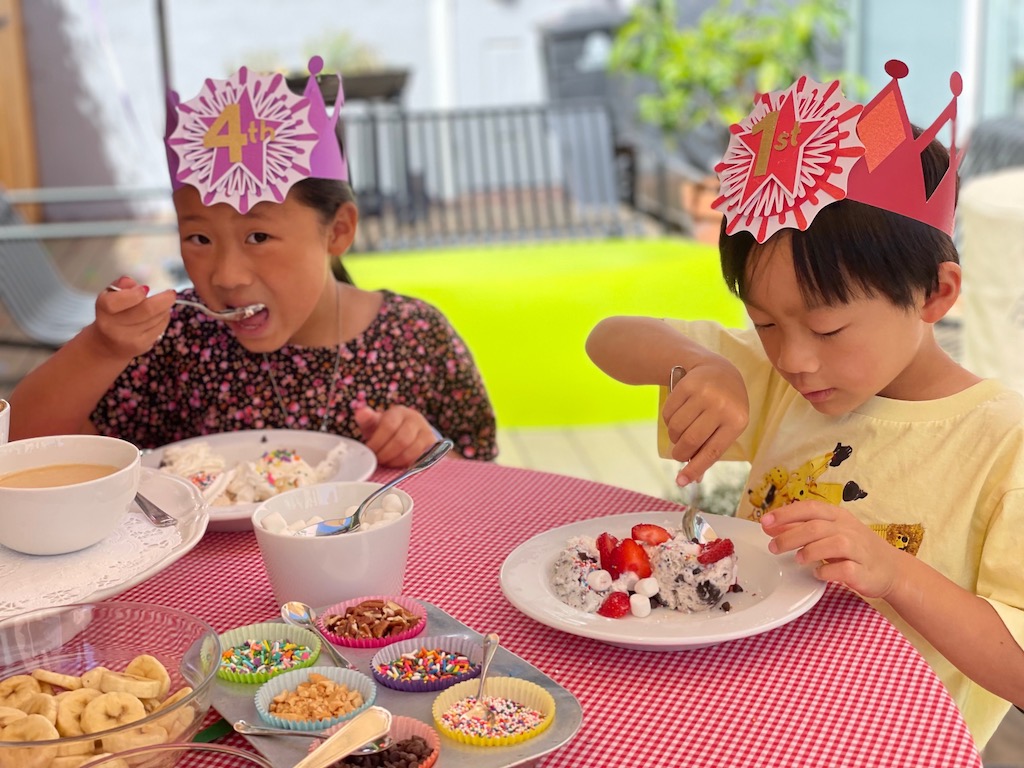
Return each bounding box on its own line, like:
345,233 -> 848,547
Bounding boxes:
371,634 -> 483,692
316,595 -> 427,648
309,715 -> 440,768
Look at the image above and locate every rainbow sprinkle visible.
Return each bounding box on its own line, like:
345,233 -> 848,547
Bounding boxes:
219,639 -> 314,676
441,696 -> 546,738
377,648 -> 476,683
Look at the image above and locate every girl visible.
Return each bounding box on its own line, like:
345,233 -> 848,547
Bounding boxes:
587,63 -> 1024,747
9,60 -> 497,467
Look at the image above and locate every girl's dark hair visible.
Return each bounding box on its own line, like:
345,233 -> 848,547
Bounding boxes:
291,177 -> 357,285
720,132 -> 959,308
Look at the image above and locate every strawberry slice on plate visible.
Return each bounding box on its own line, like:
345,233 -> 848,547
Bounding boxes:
698,538 -> 735,565
631,523 -> 671,546
596,532 -> 619,574
596,591 -> 631,618
616,539 -> 652,578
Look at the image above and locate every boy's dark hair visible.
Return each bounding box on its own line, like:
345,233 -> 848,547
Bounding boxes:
719,132 -> 959,308
292,177 -> 357,285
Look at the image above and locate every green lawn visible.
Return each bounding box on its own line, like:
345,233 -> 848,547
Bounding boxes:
346,238 -> 745,428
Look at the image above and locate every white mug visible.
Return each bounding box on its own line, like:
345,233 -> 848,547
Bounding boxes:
0,399 -> 9,445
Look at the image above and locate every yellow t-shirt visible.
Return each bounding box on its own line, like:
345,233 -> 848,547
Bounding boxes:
662,319 -> 1024,748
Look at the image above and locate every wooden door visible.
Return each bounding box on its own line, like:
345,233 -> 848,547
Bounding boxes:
0,0 -> 40,221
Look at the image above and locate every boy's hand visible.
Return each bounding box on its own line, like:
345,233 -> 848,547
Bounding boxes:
354,404 -> 442,468
90,277 -> 175,359
663,360 -> 748,486
761,501 -> 903,599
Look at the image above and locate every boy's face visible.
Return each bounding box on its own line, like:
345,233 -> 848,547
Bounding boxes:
173,186 -> 336,352
743,236 -> 930,415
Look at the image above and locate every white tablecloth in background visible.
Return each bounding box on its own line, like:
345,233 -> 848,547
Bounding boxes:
959,167 -> 1024,392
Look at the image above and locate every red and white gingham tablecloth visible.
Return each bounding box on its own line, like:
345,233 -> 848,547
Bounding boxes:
119,459 -> 983,768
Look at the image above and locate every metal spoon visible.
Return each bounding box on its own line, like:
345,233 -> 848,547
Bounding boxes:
105,284 -> 266,322
280,601 -> 355,669
233,720 -> 393,753
464,632 -> 500,726
299,438 -> 454,536
292,706 -> 392,768
668,365 -> 717,543
133,492 -> 177,527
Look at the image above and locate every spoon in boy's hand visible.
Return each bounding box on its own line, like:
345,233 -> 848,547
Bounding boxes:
105,284 -> 265,322
669,365 -> 717,542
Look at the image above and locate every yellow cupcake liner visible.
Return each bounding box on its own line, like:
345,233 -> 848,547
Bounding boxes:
310,715 -> 441,767
431,676 -> 555,747
217,621 -> 321,684
255,666 -> 377,732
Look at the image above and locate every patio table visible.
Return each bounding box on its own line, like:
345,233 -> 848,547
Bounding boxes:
118,459 -> 982,768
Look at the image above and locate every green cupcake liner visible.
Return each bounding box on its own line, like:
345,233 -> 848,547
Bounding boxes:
217,621 -> 321,684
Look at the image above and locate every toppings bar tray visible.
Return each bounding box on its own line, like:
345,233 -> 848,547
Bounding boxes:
210,600 -> 583,767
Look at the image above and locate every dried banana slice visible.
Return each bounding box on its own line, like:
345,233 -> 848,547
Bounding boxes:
22,693 -> 58,725
0,714 -> 60,768
154,686 -> 195,739
55,688 -> 103,737
124,655 -> 171,700
100,722 -> 168,755
79,692 -> 145,735
31,669 -> 82,691
0,675 -> 42,710
0,706 -> 27,727
79,667 -> 108,690
98,671 -> 162,699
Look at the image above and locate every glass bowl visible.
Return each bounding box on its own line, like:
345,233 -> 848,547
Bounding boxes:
0,602 -> 219,767
82,742 -> 273,767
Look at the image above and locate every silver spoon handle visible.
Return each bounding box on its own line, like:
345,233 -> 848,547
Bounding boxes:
314,627 -> 355,669
356,439 -> 454,516
134,492 -> 177,527
475,632 -> 500,702
234,719 -> 332,738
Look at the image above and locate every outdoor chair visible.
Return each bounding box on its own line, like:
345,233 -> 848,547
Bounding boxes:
0,189 -> 97,349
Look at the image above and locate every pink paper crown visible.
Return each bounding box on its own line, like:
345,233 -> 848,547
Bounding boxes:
165,56 -> 347,213
713,60 -> 962,243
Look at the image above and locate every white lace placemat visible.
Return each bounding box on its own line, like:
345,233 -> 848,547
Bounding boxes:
0,512 -> 185,619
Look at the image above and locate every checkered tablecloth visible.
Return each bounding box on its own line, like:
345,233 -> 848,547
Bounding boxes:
118,459 -> 983,768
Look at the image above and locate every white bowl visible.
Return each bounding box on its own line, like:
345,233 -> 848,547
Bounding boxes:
0,435 -> 141,555
252,482 -> 414,609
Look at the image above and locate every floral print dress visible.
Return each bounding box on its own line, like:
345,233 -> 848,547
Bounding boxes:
92,289 -> 498,460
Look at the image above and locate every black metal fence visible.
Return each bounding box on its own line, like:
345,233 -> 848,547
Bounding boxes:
342,101 -> 648,252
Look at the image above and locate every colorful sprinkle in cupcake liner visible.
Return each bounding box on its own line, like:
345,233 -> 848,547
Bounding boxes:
432,676 -> 556,747
217,622 -> 321,684
309,715 -> 441,768
254,666 -> 377,732
316,594 -> 427,648
371,634 -> 483,692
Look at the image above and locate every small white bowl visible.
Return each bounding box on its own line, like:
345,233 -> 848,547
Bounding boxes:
252,482 -> 414,609
0,435 -> 141,555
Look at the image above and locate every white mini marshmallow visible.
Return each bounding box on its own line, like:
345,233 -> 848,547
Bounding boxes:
586,569 -> 613,591
261,511 -> 288,534
617,571 -> 640,591
381,493 -> 404,514
629,593 -> 653,618
634,577 -> 660,598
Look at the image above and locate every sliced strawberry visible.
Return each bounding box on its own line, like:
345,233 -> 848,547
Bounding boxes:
617,539 -> 652,578
596,532 -> 619,574
596,591 -> 631,618
630,523 -> 671,546
697,538 -> 735,565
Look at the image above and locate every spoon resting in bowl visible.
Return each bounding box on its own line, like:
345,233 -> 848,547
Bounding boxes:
280,601 -> 355,669
105,284 -> 265,322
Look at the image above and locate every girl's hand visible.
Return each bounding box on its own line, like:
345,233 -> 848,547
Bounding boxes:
663,360 -> 748,486
760,501 -> 903,599
90,277 -> 175,359
354,404 -> 441,467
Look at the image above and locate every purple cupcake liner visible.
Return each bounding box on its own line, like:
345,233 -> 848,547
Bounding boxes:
370,634 -> 483,692
316,595 -> 427,648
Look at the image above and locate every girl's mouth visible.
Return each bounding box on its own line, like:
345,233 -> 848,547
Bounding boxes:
230,307 -> 270,335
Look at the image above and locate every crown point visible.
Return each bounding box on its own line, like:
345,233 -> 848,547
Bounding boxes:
308,56 -> 324,77
884,60 -> 909,79
950,72 -> 963,96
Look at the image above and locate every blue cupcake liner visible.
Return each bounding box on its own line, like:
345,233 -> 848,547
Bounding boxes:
254,666 -> 376,732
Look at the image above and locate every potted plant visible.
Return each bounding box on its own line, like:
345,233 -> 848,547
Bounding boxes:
288,31 -> 409,103
608,0 -> 856,236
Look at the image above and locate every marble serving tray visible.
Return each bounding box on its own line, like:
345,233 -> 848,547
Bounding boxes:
210,599 -> 583,767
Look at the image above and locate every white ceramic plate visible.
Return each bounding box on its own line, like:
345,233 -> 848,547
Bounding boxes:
0,469 -> 209,620
141,429 -> 377,532
500,511 -> 825,651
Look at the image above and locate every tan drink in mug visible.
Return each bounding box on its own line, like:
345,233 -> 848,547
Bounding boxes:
0,399 -> 9,445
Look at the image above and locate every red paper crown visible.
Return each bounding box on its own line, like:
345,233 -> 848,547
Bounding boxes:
713,60 -> 962,242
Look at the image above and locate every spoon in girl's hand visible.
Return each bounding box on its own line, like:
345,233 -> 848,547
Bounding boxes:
105,284 -> 265,322
299,438 -> 454,536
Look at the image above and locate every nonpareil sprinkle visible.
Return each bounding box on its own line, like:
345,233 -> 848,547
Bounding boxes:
441,695 -> 546,738
376,647 -> 476,683
220,639 -> 314,676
